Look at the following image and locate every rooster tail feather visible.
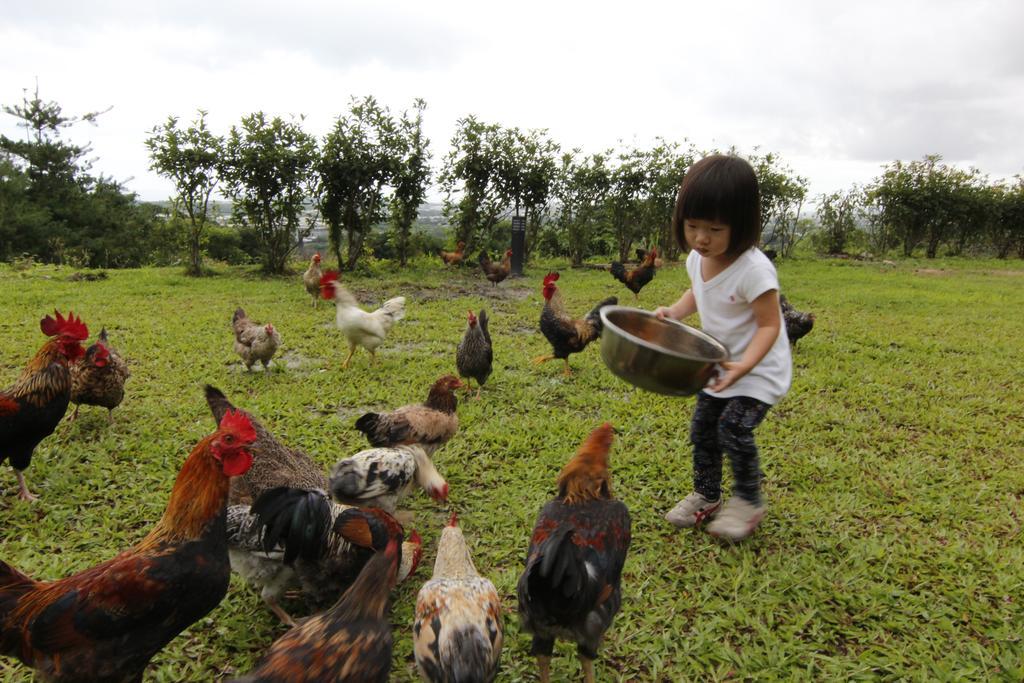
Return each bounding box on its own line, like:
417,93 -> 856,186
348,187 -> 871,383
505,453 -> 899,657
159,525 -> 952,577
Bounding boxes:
251,487 -> 332,565
609,261 -> 626,282
204,385 -> 235,425
535,526 -> 582,598
380,296 -> 406,322
585,296 -> 619,332
0,560 -> 35,621
478,309 -> 491,344
442,626 -> 494,683
232,308 -> 246,324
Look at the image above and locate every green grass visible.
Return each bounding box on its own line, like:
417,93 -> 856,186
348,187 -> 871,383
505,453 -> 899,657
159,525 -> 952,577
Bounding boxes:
1,255 -> 1022,682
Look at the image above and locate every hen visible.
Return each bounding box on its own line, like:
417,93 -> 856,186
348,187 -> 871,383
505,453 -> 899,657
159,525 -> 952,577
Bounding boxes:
302,252 -> 323,308
1,310 -> 89,501
479,249 -> 512,286
232,308 -> 281,372
536,272 -> 617,376
439,241 -> 467,267
610,247 -> 658,301
517,422 -> 631,683
456,309 -> 493,399
354,375 -> 462,456
320,271 -> 406,368
205,385 -> 421,625
780,294 -> 816,346
0,409 -> 256,683
329,444 -> 449,513
69,328 -> 130,423
414,513 -> 503,683
228,536 -> 402,683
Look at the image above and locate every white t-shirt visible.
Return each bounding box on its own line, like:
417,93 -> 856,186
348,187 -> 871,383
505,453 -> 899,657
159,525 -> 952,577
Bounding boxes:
686,247 -> 792,405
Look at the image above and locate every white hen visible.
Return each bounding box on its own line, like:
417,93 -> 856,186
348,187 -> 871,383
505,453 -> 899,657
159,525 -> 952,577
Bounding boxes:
319,270 -> 406,368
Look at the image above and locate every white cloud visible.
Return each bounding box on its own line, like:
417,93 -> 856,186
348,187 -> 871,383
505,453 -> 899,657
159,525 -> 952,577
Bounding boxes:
2,0 -> 1021,202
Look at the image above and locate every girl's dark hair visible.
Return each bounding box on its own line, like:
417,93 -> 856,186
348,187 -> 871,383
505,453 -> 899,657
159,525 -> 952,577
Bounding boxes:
672,154 -> 761,256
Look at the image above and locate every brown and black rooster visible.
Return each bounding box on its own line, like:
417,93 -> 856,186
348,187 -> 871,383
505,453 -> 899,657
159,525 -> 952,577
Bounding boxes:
354,375 -> 462,456
516,422 -> 631,683
439,241 -> 467,267
456,309 -> 492,399
0,408 -> 257,683
479,249 -> 512,286
228,535 -> 402,683
535,272 -> 617,376
69,328 -> 130,423
610,247 -> 658,301
1,310 -> 89,501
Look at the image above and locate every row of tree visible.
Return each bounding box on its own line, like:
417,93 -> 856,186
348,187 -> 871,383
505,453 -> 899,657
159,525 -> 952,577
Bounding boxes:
3,88 -> 1022,272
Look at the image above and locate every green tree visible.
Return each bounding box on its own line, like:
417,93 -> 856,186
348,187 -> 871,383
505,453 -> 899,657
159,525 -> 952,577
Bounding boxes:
389,99 -> 431,267
815,188 -> 860,254
439,117 -> 509,250
748,150 -> 808,257
220,112 -> 317,274
145,111 -> 224,275
317,96 -> 403,271
551,150 -> 612,265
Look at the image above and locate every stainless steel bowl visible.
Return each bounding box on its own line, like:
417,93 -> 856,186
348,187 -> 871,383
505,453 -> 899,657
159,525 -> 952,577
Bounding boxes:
599,306 -> 728,396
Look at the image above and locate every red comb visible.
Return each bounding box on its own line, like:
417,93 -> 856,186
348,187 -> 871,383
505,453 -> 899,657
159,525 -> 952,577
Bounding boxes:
40,310 -> 89,341
543,272 -> 559,286
319,270 -> 339,286
219,409 -> 257,444
408,530 -> 422,545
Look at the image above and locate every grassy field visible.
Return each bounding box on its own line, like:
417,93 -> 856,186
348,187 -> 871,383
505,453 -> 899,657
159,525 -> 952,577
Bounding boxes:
1,254 -> 1022,682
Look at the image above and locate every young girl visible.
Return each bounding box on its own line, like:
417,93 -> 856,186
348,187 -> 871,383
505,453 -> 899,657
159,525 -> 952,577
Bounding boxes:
655,154 -> 792,542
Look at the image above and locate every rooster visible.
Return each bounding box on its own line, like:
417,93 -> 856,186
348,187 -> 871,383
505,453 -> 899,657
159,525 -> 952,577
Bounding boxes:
320,271 -> 406,368
69,328 -> 130,423
456,309 -> 492,399
780,294 -> 816,346
517,423 -> 631,683
479,249 -> 512,286
0,409 -> 257,683
439,241 -> 467,267
232,308 -> 281,372
414,513 -> 503,683
1,310 -> 89,501
610,247 -> 658,301
354,375 -> 462,456
302,252 -> 323,308
205,386 -> 421,625
228,536 -> 402,683
329,444 -> 449,513
535,272 -> 617,376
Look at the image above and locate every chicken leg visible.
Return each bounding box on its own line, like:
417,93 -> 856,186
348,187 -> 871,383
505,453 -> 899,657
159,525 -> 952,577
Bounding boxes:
16,471 -> 37,502
342,344 -> 355,369
537,656 -> 551,683
581,657 -> 595,683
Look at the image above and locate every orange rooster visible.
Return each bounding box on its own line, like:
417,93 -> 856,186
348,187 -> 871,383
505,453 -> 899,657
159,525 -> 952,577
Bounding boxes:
0,408 -> 257,683
610,246 -> 659,301
228,536 -> 402,683
479,249 -> 512,286
535,272 -> 617,376
414,513 -> 503,682
1,310 -> 89,501
517,422 -> 631,683
439,241 -> 467,267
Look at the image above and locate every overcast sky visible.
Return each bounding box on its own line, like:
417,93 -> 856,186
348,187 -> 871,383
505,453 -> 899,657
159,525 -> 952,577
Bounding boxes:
2,0 -> 1022,203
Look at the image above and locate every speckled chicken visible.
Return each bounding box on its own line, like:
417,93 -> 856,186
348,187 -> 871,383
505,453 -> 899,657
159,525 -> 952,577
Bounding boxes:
354,375 -> 462,456
228,536 -> 403,683
456,309 -> 492,399
205,386 -> 421,626
69,328 -> 130,423
536,272 -> 617,376
517,423 -> 631,683
329,444 -> 449,514
302,252 -> 323,308
414,513 -> 503,683
780,294 -> 815,346
232,308 -> 281,371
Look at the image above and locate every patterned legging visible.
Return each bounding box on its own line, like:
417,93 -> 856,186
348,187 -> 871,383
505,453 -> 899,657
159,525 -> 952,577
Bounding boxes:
690,391 -> 771,505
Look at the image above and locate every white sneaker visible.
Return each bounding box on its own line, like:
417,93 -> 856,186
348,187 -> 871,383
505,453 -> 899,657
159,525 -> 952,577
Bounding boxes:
665,492 -> 722,529
706,497 -> 765,542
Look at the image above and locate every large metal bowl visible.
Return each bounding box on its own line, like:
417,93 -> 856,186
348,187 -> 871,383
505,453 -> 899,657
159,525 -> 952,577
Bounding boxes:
599,306 -> 728,396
